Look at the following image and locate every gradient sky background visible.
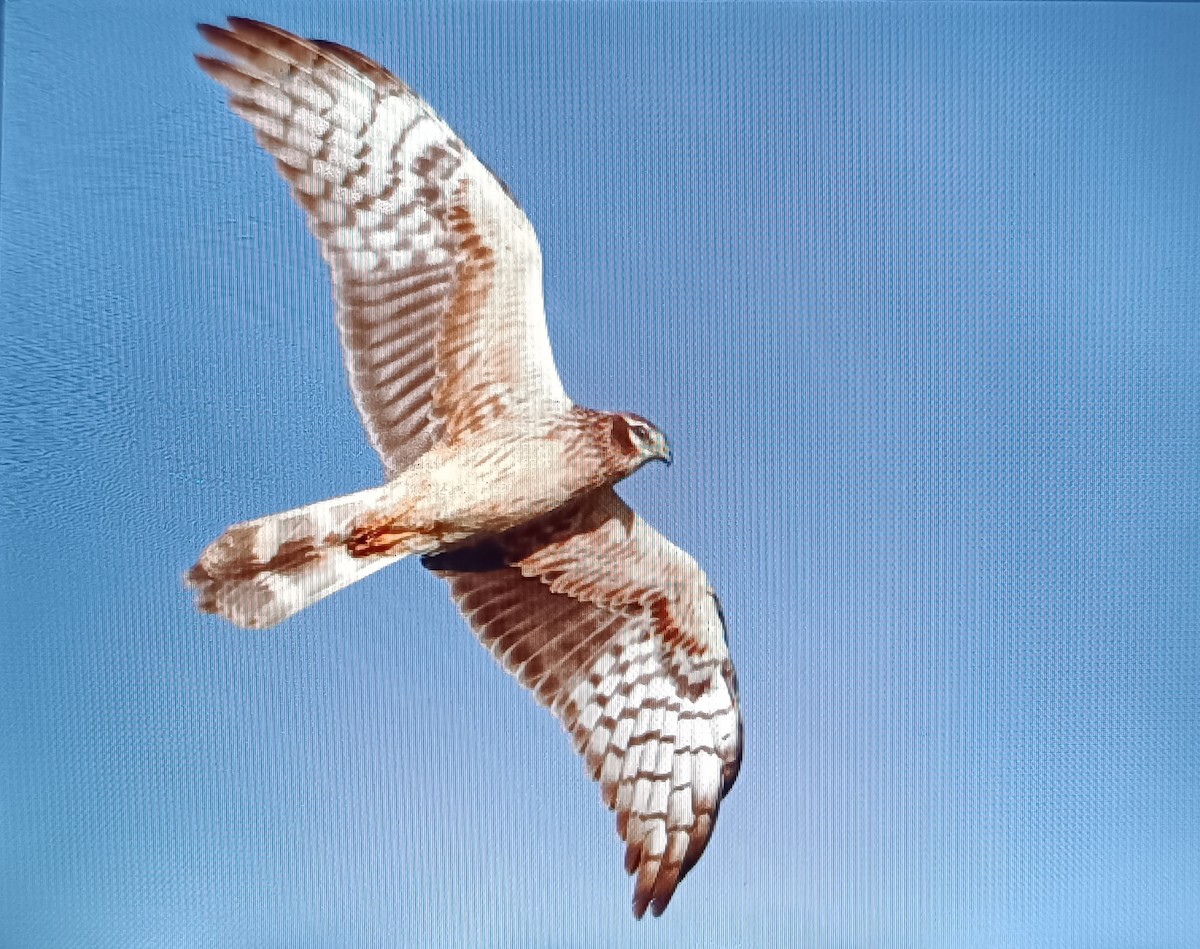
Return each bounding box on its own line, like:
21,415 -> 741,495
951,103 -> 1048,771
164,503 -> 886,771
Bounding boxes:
3,2 -> 1199,947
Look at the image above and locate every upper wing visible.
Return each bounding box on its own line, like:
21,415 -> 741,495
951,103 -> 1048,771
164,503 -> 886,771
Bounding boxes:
197,18 -> 570,476
423,489 -> 742,918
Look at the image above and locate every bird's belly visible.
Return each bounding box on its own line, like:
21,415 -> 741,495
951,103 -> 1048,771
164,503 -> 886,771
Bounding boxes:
383,438 -> 597,543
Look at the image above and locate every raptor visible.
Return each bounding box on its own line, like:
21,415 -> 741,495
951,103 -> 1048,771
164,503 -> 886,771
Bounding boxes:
187,17 -> 741,918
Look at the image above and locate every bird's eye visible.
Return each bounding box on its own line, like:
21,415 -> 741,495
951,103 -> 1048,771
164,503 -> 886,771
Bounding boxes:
630,423 -> 651,442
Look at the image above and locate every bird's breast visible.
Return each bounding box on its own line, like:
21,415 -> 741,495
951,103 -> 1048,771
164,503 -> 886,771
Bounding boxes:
384,431 -> 607,540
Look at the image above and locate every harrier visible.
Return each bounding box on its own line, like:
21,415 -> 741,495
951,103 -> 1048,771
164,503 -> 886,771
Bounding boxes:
188,17 -> 741,918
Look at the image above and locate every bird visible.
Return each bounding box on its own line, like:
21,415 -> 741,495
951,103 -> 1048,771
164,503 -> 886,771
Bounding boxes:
187,17 -> 741,919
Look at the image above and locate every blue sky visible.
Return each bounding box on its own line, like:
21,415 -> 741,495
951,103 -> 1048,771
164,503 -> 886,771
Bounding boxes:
3,2 -> 1199,947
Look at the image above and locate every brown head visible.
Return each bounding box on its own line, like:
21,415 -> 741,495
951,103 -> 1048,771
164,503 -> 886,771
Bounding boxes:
606,411 -> 672,474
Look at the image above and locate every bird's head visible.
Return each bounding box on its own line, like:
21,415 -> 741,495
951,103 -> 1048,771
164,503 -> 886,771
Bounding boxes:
610,412 -> 672,470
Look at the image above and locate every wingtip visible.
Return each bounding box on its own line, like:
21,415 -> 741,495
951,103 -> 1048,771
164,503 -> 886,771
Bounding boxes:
193,53 -> 229,83
196,22 -> 232,45
631,851 -> 682,919
225,16 -> 304,47
630,882 -> 670,919
194,52 -> 219,75
226,15 -> 268,32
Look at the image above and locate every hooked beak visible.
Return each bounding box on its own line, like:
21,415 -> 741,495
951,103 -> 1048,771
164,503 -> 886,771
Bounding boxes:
657,433 -> 673,466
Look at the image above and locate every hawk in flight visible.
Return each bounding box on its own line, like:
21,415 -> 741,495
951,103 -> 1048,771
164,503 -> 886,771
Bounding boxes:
188,17 -> 741,918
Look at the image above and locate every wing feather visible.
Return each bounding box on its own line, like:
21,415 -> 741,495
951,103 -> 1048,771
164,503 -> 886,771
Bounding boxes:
197,18 -> 570,476
423,490 -> 742,918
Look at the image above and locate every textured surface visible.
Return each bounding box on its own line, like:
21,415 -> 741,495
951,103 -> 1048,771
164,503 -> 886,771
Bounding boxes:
4,3 -> 1200,948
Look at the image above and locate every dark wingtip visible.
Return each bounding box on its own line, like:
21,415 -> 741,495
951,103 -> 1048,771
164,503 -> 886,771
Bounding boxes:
631,892 -> 650,920
193,53 -> 222,77
225,16 -> 308,51
226,15 -> 267,31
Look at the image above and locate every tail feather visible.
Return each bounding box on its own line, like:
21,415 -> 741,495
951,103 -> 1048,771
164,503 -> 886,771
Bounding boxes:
186,485 -> 414,628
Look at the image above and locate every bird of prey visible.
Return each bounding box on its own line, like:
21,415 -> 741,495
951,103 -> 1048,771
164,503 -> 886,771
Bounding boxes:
187,17 -> 741,918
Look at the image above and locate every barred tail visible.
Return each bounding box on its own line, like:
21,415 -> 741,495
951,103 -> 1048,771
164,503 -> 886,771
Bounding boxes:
185,485 -> 420,628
